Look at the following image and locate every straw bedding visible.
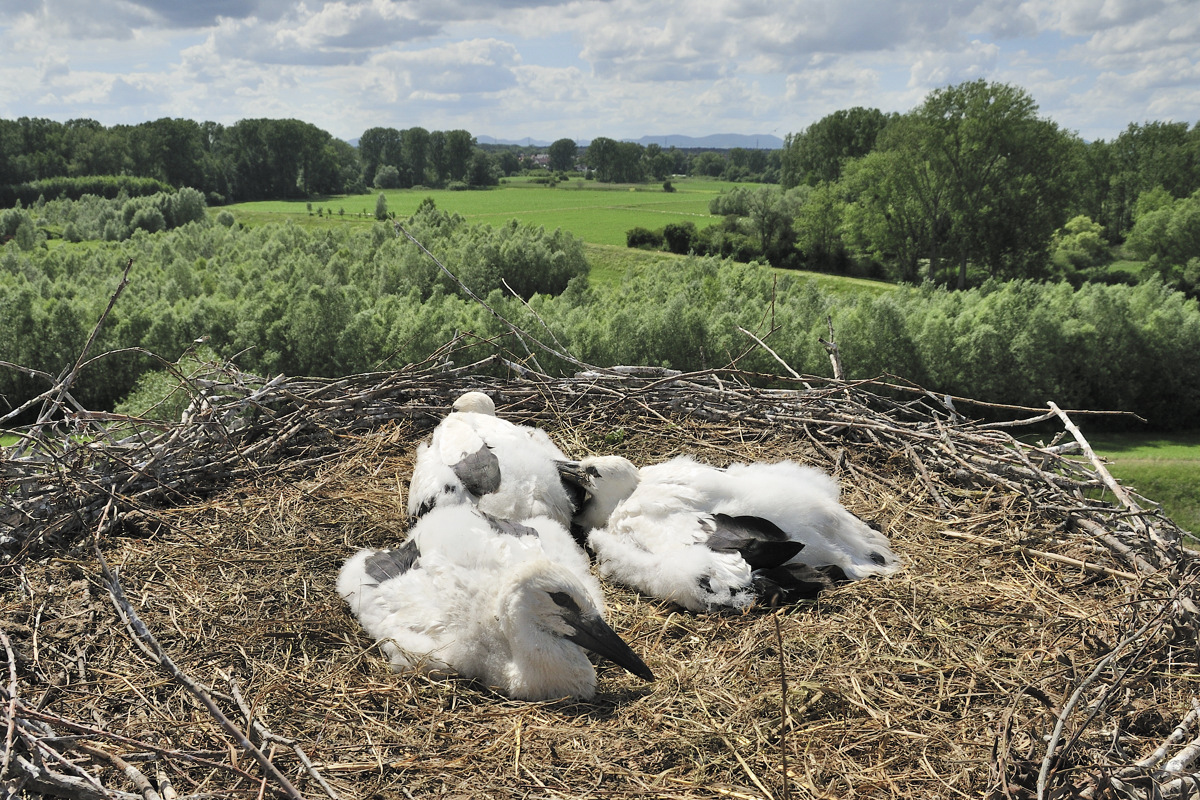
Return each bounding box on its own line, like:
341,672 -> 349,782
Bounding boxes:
2,351 -> 1197,800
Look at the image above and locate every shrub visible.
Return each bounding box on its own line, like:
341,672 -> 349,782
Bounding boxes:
662,221 -> 697,255
129,206 -> 166,234
626,227 -> 664,249
373,165 -> 401,190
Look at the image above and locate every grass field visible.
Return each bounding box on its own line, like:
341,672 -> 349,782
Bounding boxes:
225,176 -> 735,246
1090,432 -> 1200,535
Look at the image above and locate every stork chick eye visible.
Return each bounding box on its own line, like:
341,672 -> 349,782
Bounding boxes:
548,591 -> 581,613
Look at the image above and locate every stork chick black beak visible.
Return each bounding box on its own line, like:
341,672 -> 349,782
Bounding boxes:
550,591 -> 654,682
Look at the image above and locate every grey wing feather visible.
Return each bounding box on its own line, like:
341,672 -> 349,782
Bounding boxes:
487,515 -> 541,539
452,445 -> 502,497
363,539 -> 420,583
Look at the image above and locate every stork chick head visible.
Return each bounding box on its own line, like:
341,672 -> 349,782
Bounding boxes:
498,561 -> 653,700
452,391 -> 496,415
571,455 -> 641,532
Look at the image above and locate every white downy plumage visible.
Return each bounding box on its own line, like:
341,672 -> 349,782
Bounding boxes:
408,391 -> 578,527
337,504 -> 654,701
568,455 -> 902,612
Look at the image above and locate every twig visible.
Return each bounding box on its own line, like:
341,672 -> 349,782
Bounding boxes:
905,441 -> 949,509
1048,403 -> 1149,537
222,674 -> 343,800
92,503 -> 308,800
1037,606 -> 1169,798
75,741 -> 163,800
22,258 -> 134,447
501,277 -> 579,366
772,611 -> 791,800
1131,699 -> 1200,772
818,315 -> 844,381
0,628 -> 18,782
939,530 -> 1141,581
737,326 -> 801,380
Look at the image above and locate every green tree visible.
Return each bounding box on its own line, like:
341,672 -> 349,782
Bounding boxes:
548,138 -> 578,172
781,107 -> 894,188
1126,190 -> 1200,279
851,80 -> 1075,287
445,130 -> 475,183
497,150 -> 521,176
1050,215 -> 1108,270
1107,121 -> 1200,237
358,127 -> 403,187
794,182 -> 847,269
467,151 -> 498,187
374,192 -> 389,220
374,164 -> 401,189
586,137 -> 618,182
841,143 -> 949,283
402,127 -> 430,185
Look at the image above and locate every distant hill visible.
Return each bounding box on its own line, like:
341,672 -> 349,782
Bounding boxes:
476,133 -> 785,150
476,136 -> 554,147
624,133 -> 784,150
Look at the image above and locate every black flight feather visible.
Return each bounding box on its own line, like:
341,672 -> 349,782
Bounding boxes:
751,562 -> 835,605
703,513 -> 805,570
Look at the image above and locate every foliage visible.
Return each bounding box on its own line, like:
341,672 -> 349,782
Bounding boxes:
662,221 -> 697,255
626,227 -> 664,249
1050,215 -> 1109,271
3,206 -> 1200,428
0,196 -> 590,417
840,81 -> 1076,288
548,139 -> 578,172
781,107 -> 896,188
1126,190 -> 1200,279
0,175 -> 172,206
373,165 -> 401,189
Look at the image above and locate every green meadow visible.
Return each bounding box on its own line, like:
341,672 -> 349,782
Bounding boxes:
1089,432 -> 1200,536
226,177 -> 900,295
225,176 -> 734,246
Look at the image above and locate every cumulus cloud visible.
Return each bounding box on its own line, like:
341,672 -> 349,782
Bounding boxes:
908,39 -> 1003,88
369,38 -> 521,100
0,0 -> 1196,143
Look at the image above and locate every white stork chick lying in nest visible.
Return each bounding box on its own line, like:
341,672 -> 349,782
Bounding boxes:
560,455 -> 902,612
337,504 -> 655,701
408,391 -> 579,528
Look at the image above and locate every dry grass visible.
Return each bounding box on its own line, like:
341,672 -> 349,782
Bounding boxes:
3,358 -> 1198,800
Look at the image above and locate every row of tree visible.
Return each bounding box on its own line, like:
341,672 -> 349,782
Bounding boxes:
775,82 -> 1200,285
0,116 -> 779,205
622,81 -> 1199,289
0,117 -> 361,203
581,138 -> 778,183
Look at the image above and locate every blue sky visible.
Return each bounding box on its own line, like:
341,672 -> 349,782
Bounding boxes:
1,0 -> 1197,144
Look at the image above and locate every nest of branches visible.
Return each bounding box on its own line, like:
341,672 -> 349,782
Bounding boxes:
1,254 -> 1198,799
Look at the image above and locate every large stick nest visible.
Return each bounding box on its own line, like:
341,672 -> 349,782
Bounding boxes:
2,344 -> 1198,800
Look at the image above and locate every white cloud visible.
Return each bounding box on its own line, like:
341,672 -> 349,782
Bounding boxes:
908,39 -> 1003,88
0,0 -> 1196,142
